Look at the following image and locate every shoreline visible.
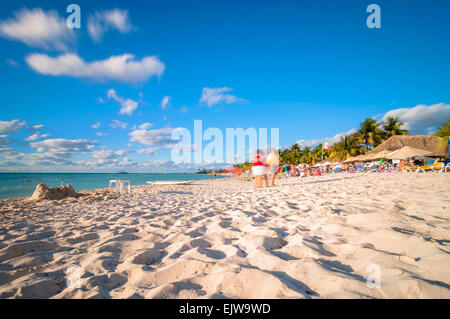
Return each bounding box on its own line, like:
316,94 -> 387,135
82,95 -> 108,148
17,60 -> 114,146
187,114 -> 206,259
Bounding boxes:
0,176 -> 232,203
0,173 -> 230,202
0,173 -> 449,298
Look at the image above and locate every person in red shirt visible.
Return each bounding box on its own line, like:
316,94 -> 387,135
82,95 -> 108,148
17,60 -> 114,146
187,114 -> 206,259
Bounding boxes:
251,149 -> 268,188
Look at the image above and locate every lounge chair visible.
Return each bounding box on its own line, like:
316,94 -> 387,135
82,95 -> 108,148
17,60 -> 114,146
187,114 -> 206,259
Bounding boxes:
414,162 -> 444,173
445,163 -> 450,172
332,167 -> 340,174
354,165 -> 365,172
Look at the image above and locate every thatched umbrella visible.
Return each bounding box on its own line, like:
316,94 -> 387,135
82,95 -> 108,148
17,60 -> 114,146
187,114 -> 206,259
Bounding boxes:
343,156 -> 358,163
386,146 -> 433,160
363,150 -> 392,161
355,153 -> 372,162
343,154 -> 367,163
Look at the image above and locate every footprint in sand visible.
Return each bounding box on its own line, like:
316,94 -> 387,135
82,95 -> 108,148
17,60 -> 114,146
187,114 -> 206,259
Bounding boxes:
263,237 -> 288,251
133,250 -> 166,266
198,248 -> 227,259
149,281 -> 207,298
14,231 -> 56,243
219,221 -> 232,229
16,278 -> 65,298
98,243 -> 123,254
0,241 -> 59,263
190,238 -> 211,248
66,233 -> 99,245
86,273 -> 128,291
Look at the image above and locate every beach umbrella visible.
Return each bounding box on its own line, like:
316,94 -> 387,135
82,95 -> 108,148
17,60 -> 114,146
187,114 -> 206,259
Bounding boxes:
278,165 -> 288,173
386,146 -> 433,160
343,156 -> 357,163
363,150 -> 392,161
344,155 -> 366,163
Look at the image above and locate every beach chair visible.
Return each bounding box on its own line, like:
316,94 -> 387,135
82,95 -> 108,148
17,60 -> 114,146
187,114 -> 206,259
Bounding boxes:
400,166 -> 412,173
109,179 -> 120,193
119,180 -> 131,194
445,163 -> 450,172
415,162 -> 444,173
366,163 -> 378,173
431,162 -> 445,173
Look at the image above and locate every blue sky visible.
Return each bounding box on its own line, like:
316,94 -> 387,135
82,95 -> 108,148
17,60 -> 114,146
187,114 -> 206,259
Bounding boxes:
0,0 -> 449,172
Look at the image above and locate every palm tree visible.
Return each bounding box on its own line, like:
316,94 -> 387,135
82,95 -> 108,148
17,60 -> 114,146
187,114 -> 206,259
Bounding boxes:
434,119 -> 450,151
434,119 -> 450,139
382,117 -> 409,139
290,143 -> 302,165
330,134 -> 362,161
298,146 -> 311,165
358,118 -> 384,151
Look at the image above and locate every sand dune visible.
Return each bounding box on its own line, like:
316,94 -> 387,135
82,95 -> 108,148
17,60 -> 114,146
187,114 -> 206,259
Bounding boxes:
0,173 -> 449,298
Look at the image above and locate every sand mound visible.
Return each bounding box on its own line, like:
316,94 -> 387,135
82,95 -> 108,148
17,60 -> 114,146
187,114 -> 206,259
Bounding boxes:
30,183 -> 78,201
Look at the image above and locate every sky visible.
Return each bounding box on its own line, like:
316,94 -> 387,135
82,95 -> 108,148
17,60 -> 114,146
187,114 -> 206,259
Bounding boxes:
0,0 -> 449,172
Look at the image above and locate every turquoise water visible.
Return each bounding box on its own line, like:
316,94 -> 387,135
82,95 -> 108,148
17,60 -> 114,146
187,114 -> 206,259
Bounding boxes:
0,173 -> 221,200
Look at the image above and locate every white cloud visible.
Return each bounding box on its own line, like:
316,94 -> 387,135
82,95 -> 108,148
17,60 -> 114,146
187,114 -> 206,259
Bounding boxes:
91,122 -> 101,129
135,143 -> 194,155
0,119 -> 27,133
137,160 -> 170,168
88,9 -> 133,42
161,96 -> 171,109
109,120 -> 128,129
30,138 -> 97,153
107,89 -> 139,115
199,87 -> 247,107
30,124 -> 44,131
0,8 -> 75,50
381,103 -> 450,134
92,149 -> 131,160
129,125 -> 175,146
137,147 -> 161,155
24,133 -> 50,142
96,132 -> 108,137
26,53 -> 165,84
296,128 -> 357,148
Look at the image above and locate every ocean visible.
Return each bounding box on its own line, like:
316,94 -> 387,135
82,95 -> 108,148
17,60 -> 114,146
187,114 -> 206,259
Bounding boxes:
0,173 -> 222,200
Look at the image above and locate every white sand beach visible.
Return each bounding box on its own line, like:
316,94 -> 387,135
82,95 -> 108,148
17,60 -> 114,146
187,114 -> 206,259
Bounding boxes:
0,173 -> 449,299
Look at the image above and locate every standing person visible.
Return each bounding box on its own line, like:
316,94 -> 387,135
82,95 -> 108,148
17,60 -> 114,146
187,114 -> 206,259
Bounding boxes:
266,149 -> 280,187
251,149 -> 266,188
